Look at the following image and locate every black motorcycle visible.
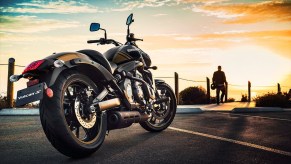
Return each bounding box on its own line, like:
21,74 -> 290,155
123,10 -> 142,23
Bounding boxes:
10,13 -> 177,158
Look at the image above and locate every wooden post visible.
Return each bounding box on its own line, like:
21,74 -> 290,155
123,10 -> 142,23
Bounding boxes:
206,77 -> 210,104
174,72 -> 179,105
7,58 -> 15,108
248,81 -> 251,102
225,82 -> 228,102
277,83 -> 281,94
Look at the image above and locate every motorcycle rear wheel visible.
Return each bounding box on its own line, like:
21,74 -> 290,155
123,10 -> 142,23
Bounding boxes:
39,70 -> 107,158
140,83 -> 177,132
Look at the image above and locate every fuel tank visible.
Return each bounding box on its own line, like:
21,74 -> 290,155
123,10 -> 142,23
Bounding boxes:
103,45 -> 151,66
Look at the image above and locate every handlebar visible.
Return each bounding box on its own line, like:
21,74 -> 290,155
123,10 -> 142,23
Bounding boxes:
87,39 -> 101,43
134,38 -> 143,41
127,37 -> 143,42
87,37 -> 142,46
87,38 -> 121,46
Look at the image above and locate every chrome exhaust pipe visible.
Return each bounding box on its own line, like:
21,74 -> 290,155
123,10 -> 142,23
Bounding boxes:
90,98 -> 121,112
99,98 -> 121,111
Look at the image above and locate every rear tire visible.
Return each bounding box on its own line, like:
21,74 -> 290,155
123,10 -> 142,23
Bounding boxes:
39,70 -> 107,158
140,83 -> 176,132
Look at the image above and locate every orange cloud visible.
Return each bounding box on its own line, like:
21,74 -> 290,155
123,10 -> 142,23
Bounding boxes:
140,35 -> 232,50
179,0 -> 228,4
200,30 -> 291,38
139,30 -> 291,60
199,30 -> 291,59
193,0 -> 291,23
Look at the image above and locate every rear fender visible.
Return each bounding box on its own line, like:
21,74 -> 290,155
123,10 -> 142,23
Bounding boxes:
40,58 -> 115,87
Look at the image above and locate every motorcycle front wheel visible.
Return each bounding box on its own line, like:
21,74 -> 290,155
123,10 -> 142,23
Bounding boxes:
39,70 -> 107,158
140,83 -> 177,132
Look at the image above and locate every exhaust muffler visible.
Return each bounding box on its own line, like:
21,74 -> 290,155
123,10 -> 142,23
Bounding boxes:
108,111 -> 149,130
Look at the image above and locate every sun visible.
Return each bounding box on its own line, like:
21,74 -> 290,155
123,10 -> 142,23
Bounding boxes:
213,45 -> 290,87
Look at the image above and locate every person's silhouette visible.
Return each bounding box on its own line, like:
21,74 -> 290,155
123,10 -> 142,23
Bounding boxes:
212,66 -> 227,105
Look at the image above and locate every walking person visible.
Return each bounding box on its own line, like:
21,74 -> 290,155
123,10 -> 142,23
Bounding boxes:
212,66 -> 227,105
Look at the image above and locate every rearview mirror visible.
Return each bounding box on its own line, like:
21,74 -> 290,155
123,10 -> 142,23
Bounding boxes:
126,13 -> 134,25
90,23 -> 100,32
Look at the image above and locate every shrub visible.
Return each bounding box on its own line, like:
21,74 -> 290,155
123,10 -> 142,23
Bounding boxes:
0,98 -> 17,109
254,92 -> 291,108
179,86 -> 207,104
227,98 -> 235,102
241,94 -> 248,102
0,96 -> 9,109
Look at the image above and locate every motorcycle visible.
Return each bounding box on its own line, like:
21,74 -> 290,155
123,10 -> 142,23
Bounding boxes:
10,13 -> 177,158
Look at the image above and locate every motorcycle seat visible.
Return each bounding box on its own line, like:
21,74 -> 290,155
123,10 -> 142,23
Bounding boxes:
78,49 -> 116,73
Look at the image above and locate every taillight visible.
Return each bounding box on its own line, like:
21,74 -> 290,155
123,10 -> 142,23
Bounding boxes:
22,60 -> 45,74
27,79 -> 40,87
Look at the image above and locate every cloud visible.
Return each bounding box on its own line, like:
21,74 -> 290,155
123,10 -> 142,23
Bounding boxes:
199,30 -> 291,39
213,30 -> 248,34
0,15 -> 79,33
199,30 -> 291,59
191,0 -> 291,23
191,4 -> 243,19
176,0 -> 229,5
174,37 -> 193,40
0,0 -> 101,14
152,13 -> 168,17
111,0 -> 172,11
150,33 -> 180,37
148,48 -> 215,66
0,33 -> 86,43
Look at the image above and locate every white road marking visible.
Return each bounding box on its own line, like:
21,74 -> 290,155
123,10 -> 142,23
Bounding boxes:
217,112 -> 291,122
169,127 -> 291,157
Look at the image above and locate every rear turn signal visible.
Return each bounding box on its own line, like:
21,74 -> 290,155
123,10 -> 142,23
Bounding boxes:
46,88 -> 54,98
22,60 -> 45,74
9,75 -> 21,82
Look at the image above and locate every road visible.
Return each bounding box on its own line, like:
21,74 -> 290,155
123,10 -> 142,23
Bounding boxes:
1,112 -> 291,164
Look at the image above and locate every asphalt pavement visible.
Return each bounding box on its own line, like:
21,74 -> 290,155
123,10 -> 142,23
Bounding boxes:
1,112 -> 291,164
1,102 -> 290,116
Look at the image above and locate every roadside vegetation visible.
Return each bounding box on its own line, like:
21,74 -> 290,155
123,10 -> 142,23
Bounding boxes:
179,86 -> 235,105
0,96 -> 10,109
0,94 -> 39,109
254,92 -> 291,108
179,86 -> 207,104
241,94 -> 248,102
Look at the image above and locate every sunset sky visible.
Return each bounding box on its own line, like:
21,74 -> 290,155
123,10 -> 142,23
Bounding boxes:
0,0 -> 291,99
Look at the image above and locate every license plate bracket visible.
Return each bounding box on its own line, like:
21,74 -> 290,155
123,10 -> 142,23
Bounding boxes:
16,83 -> 44,107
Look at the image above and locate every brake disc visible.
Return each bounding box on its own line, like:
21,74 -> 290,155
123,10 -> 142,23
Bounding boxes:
74,97 -> 96,129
